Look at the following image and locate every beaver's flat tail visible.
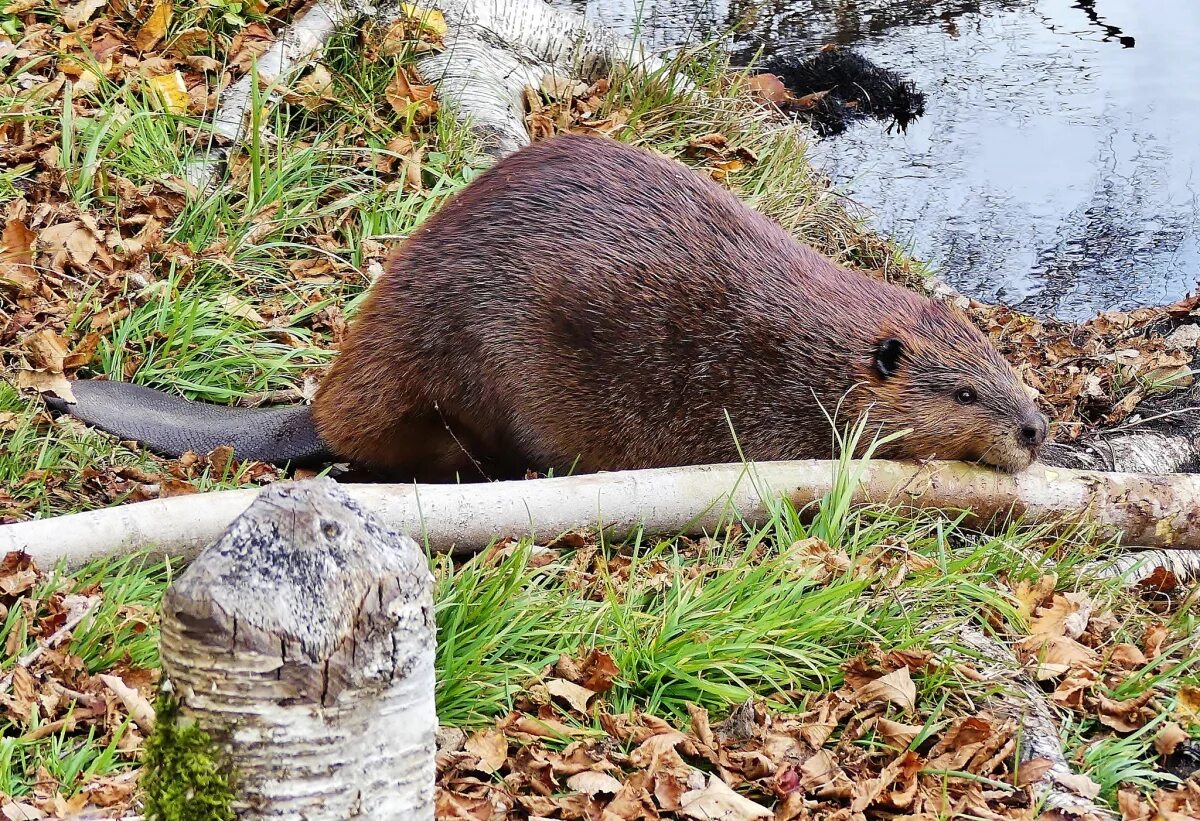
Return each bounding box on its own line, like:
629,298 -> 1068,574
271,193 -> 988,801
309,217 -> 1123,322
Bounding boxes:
44,380 -> 332,466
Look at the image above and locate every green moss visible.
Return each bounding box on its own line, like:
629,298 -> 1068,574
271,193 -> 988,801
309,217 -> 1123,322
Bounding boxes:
141,693 -> 236,821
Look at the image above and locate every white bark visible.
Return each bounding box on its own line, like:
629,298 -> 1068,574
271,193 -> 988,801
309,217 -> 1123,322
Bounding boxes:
7,459 -> 1200,570
411,0 -> 679,156
1088,548 -> 1200,583
947,627 -> 1118,821
187,0 -> 677,188
156,479 -> 436,818
185,0 -> 359,189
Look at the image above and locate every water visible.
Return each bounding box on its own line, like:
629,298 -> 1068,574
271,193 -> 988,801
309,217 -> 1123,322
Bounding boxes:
556,0 -> 1200,320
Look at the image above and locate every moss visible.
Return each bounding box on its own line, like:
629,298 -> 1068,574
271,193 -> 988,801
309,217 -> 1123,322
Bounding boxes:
141,693 -> 236,821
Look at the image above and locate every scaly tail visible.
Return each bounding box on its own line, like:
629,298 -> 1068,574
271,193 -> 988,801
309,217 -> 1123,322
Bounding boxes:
44,381 -> 333,466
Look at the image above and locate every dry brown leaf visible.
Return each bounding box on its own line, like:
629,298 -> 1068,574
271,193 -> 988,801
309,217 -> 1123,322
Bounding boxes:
1029,592 -> 1091,641
580,648 -> 619,693
1108,643 -> 1148,670
217,294 -> 267,325
1013,573 -> 1057,621
14,370 -> 76,403
876,717 -> 923,749
1052,770 -> 1102,799
629,731 -> 688,774
385,69 -> 438,121
680,773 -> 772,820
1014,756 -> 1056,786
0,216 -> 37,292
545,678 -> 597,714
292,64 -> 337,111
399,2 -> 448,37
1143,623 -> 1169,658
565,770 -> 623,796
1021,635 -> 1098,679
0,801 -> 47,820
62,0 -> 107,30
1155,722 -> 1190,756
463,729 -> 507,774
745,73 -> 795,106
22,329 -> 69,372
853,666 -> 916,711
169,26 -> 211,55
1175,686 -> 1200,722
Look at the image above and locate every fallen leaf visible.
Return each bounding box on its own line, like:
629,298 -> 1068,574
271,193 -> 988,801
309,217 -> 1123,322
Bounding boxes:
62,0 -> 107,30
680,773 -> 772,819
464,729 -> 507,774
134,0 -> 172,51
385,68 -> 438,122
22,329 -> 69,372
217,293 -> 267,325
545,678 -> 597,714
1014,756 -> 1056,786
745,72 -> 795,106
146,71 -> 189,115
1143,623 -> 1169,658
1052,770 -> 1102,799
1013,573 -> 1056,621
1176,686 -> 1200,722
400,2 -> 448,37
565,770 -> 623,796
291,64 -> 337,110
579,648 -> 619,693
15,370 -> 76,403
853,666 -> 916,711
876,717 -> 923,749
1156,722 -> 1190,756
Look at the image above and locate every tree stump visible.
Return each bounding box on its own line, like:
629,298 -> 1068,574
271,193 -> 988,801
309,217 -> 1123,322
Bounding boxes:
153,478 -> 436,818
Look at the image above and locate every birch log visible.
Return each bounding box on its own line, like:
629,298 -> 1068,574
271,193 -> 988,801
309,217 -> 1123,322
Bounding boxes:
947,626 -> 1118,821
191,0 -> 677,188
6,459 -> 1200,570
154,479 -> 436,818
411,0 -> 678,156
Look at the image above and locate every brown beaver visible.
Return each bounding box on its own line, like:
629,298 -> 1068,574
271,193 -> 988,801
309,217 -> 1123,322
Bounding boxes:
47,134 -> 1047,480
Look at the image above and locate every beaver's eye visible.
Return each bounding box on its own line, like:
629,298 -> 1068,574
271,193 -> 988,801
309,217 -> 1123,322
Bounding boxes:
954,387 -> 977,405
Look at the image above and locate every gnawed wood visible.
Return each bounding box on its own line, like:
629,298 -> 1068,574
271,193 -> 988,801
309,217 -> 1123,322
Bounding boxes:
155,478 -> 436,817
6,459 -> 1200,570
410,0 -> 679,156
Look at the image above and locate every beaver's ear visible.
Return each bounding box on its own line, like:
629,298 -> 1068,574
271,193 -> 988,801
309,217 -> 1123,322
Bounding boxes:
874,337 -> 904,378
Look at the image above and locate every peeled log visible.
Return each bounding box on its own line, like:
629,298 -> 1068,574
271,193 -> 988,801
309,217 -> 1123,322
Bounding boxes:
5,459 -> 1200,569
155,479 -> 436,818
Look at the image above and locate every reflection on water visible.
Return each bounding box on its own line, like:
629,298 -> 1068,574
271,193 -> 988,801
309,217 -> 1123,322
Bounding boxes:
555,0 -> 1200,320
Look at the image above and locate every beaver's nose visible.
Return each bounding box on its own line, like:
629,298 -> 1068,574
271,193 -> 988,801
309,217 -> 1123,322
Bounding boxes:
1018,413 -> 1048,447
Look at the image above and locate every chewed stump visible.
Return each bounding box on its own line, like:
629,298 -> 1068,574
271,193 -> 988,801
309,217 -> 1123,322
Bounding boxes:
152,478 -> 436,819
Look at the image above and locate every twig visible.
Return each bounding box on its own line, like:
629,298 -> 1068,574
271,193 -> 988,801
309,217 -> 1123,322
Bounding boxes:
0,595 -> 99,694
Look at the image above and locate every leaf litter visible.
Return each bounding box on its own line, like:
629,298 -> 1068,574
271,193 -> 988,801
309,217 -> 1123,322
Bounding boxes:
0,552 -> 158,817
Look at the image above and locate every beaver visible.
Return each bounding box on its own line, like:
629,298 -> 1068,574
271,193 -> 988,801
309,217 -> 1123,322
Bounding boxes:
46,134 -> 1048,481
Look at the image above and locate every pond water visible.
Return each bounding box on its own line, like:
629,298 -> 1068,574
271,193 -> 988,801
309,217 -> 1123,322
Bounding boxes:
553,0 -> 1200,321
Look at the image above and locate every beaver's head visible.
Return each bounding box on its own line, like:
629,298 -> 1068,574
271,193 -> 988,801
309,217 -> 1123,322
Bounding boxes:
860,301 -> 1048,473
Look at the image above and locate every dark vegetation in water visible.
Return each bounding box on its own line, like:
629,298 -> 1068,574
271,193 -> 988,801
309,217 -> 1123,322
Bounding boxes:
758,48 -> 926,135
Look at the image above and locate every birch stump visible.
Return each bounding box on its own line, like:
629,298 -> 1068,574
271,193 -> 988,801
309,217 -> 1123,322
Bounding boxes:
153,478 -> 436,818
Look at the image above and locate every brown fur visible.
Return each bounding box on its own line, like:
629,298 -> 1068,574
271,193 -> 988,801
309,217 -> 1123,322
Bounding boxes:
311,134 -> 1047,481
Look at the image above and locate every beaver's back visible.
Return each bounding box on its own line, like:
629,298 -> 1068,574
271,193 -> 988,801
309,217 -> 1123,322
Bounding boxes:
314,135 -> 934,474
